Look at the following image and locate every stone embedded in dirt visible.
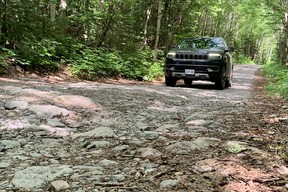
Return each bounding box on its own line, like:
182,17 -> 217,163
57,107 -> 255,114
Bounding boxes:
3,100 -> 28,110
193,159 -> 218,173
138,147 -> 163,159
143,131 -> 159,140
155,124 -> 179,132
47,118 -> 66,127
98,159 -> 118,168
165,137 -> 221,154
53,95 -> 101,109
160,179 -> 180,189
86,141 -> 111,149
186,119 -> 212,126
0,162 -> 10,169
73,126 -> 117,139
0,140 -> 21,150
38,124 -> 74,137
11,166 -> 73,190
29,104 -> 72,118
277,166 -> 288,175
50,180 -> 70,191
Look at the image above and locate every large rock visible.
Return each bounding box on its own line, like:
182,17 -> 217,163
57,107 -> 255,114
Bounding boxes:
3,100 -> 29,110
11,165 -> 73,190
29,105 -> 72,118
53,95 -> 101,109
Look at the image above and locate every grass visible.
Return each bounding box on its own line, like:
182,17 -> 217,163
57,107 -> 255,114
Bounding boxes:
262,62 -> 288,99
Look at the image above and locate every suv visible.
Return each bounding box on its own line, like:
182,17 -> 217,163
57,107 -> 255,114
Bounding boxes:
164,37 -> 234,89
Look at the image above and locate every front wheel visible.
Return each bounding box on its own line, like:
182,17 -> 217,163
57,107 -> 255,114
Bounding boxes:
215,68 -> 226,90
165,76 -> 177,87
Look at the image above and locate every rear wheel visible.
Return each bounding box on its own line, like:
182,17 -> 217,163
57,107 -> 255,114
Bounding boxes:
165,76 -> 177,87
184,79 -> 193,86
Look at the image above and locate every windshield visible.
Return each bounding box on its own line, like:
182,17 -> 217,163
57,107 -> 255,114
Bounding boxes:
179,38 -> 226,49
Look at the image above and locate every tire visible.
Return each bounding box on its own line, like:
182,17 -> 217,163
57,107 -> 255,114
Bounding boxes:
184,79 -> 193,86
165,76 -> 177,87
225,79 -> 232,88
215,68 -> 226,90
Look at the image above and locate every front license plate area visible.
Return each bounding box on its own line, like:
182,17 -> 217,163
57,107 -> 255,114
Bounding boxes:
185,69 -> 195,75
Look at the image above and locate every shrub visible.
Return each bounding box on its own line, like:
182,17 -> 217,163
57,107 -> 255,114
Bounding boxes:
234,53 -> 255,64
263,62 -> 288,98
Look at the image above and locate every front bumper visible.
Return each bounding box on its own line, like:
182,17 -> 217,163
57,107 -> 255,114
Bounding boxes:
165,58 -> 225,81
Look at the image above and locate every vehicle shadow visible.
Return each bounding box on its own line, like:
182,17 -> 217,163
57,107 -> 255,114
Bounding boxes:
176,81 -> 216,90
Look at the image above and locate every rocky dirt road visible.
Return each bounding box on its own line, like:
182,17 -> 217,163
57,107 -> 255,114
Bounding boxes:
0,64 -> 287,192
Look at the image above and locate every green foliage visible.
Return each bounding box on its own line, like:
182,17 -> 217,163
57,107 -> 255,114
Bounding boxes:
69,46 -> 163,81
234,53 -> 255,64
0,0 -> 284,81
0,46 -> 16,74
16,38 -> 61,72
263,62 -> 288,98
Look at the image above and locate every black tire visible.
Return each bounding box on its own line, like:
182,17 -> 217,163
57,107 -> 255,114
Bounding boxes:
165,76 -> 177,87
215,68 -> 226,90
184,79 -> 193,86
225,79 -> 232,88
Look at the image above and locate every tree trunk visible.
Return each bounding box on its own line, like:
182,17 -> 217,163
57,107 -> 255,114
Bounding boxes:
143,0 -> 152,47
153,0 -> 163,60
1,0 -> 8,43
50,3 -> 56,22
60,0 -> 68,18
281,0 -> 288,65
97,2 -> 115,47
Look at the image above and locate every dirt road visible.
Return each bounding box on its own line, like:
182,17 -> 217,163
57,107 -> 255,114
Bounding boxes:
0,64 -> 287,191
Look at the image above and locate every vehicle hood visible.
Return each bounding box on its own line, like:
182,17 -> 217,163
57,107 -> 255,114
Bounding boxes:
170,47 -> 225,54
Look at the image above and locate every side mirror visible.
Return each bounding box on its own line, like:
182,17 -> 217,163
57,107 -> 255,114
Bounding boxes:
227,47 -> 235,52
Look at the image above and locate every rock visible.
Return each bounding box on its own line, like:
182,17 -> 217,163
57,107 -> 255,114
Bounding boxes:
38,125 -> 73,137
277,166 -> 288,175
156,124 -> 179,132
29,105 -> 72,118
138,147 -> 163,159
165,137 -> 221,154
0,140 -> 21,150
53,95 -> 101,109
99,159 -> 118,168
73,127 -> 117,139
112,145 -> 129,152
143,131 -> 159,140
47,118 -> 66,127
192,137 -> 221,148
11,166 -> 73,190
160,179 -> 180,189
86,141 -> 111,149
50,180 -> 70,191
3,100 -> 28,110
0,162 -> 10,169
186,119 -> 209,126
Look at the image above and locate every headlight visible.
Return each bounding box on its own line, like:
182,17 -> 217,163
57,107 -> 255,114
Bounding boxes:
167,51 -> 176,58
208,53 -> 222,59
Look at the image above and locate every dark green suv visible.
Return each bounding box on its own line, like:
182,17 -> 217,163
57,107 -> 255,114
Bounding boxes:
164,37 -> 234,89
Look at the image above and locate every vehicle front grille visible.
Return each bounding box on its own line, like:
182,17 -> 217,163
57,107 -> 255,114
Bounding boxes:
176,53 -> 208,60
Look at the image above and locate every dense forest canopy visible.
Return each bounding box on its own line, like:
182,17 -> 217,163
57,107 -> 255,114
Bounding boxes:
0,0 -> 287,82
